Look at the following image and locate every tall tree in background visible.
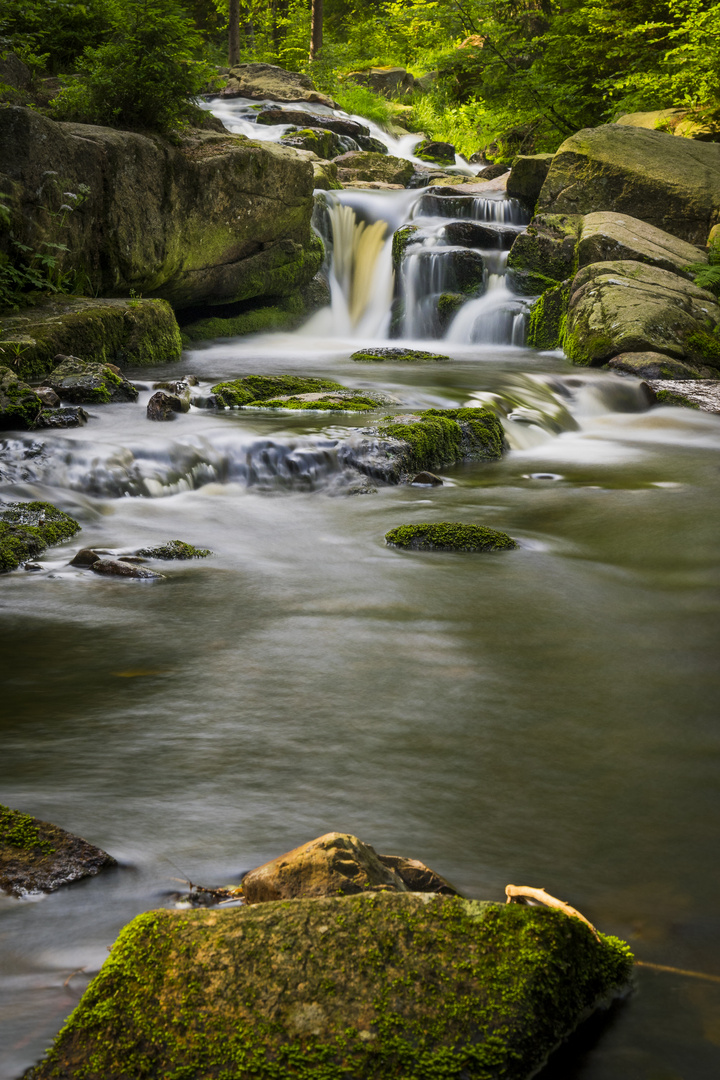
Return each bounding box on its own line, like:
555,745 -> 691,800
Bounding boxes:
310,0 -> 323,59
228,0 -> 240,64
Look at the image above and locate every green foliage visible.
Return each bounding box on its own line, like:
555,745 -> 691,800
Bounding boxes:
51,0 -> 216,131
686,262 -> 720,296
0,0 -> 114,73
332,83 -> 394,127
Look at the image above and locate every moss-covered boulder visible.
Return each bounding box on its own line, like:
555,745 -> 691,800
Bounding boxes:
351,347 -> 451,363
564,260 -> 720,367
256,108 -> 374,145
0,501 -> 81,573
334,151 -> 415,187
135,541 -> 211,559
219,62 -> 336,108
410,249 -> 486,296
0,364 -> 43,429
24,892 -> 633,1080
578,212 -> 707,277
312,159 -> 343,190
346,407 -> 506,483
607,352 -> 714,379
0,802 -> 116,897
0,297 -> 182,382
444,220 -> 519,249
0,106 -> 321,312
526,282 -> 571,350
46,356 -> 138,404
209,374 -> 347,408
506,153 -> 555,212
414,140 -> 456,165
536,124 -> 720,245
386,522 -> 517,552
391,224 -> 422,267
250,390 -> 387,412
281,127 -> 347,159
507,214 -> 581,292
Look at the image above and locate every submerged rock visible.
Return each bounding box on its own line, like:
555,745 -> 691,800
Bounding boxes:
0,501 -> 80,573
385,522 -> 517,552
47,356 -> 138,404
90,559 -> 164,580
25,891 -> 633,1079
350,347 -> 451,363
0,802 -> 116,896
412,471 -> 444,485
136,541 -> 211,559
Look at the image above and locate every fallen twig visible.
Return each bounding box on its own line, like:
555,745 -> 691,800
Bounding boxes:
505,884 -> 600,939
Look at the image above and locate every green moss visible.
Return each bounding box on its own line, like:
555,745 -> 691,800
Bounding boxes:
136,541 -> 212,559
654,390 -> 701,409
527,283 -> 570,351
210,375 -> 346,409
391,225 -> 420,265
0,804 -> 56,856
28,894 -> 633,1080
251,394 -> 381,412
350,348 -> 451,363
436,293 -> 465,328
0,501 -> 81,572
0,366 -> 43,429
385,523 -> 517,552
379,407 -> 505,473
686,327 -> 720,368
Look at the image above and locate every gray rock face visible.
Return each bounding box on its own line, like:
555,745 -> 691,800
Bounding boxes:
0,106 -> 322,311
649,379 -> 720,412
578,212 -> 707,276
47,356 -> 139,404
536,124 -> 720,244
564,260 -> 720,367
444,221 -> 518,249
147,390 -> 187,420
507,214 -> 582,285
334,151 -> 415,187
36,405 -> 89,428
607,352 -> 714,379
506,153 -> 554,211
90,558 -> 163,579
219,63 -> 336,107
346,66 -> 416,97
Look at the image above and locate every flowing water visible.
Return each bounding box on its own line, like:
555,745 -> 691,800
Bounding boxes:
1,99 -> 719,1080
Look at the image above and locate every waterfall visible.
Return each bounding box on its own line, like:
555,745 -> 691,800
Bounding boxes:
328,203 -> 393,330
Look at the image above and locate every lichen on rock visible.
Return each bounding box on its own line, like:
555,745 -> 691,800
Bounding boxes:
385,522 -> 517,552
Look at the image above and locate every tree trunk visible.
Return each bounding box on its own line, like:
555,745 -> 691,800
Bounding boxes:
310,0 -> 323,60
272,0 -> 289,55
228,0 -> 240,66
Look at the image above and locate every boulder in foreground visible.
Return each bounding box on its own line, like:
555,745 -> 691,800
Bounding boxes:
0,501 -> 80,572
0,802 -> 116,896
24,892 -> 633,1079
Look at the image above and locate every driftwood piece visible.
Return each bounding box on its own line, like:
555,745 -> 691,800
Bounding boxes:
505,884 -> 599,938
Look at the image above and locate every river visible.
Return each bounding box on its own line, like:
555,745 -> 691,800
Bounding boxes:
1,97 -> 719,1079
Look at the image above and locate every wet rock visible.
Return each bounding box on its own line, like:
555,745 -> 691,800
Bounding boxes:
411,471 -> 444,485
47,356 -> 139,404
437,293 -> 466,330
415,140 -> 456,165
0,365 -> 43,430
70,548 -> 102,567
209,374 -> 345,408
578,212 -> 707,277
33,386 -> 60,407
282,127 -> 348,159
506,153 -> 554,212
526,282 -> 571,350
312,159 -> 342,190
478,162 -> 511,181
507,214 -> 582,289
25,892 -> 633,1080
444,221 -> 519,249
242,832 -> 408,903
24,562 -> 43,571
607,352 -> 714,379
391,224 -> 422,267
35,406 -> 89,428
648,379 -> 720,413
413,248 -> 486,295
378,853 -> 458,893
346,66 -> 416,97
135,541 -> 211,559
250,389 -> 389,412
351,347 -> 451,363
257,108 -> 369,141
385,522 -> 517,552
335,151 -> 415,187
90,558 -> 164,579
0,501 -> 81,573
219,62 -> 336,107
536,124 -> 720,244
147,391 -> 185,421
564,260 -> 720,368
0,802 -> 116,896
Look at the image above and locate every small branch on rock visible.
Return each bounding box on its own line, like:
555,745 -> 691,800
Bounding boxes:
505,884 -> 599,938
63,967 -> 86,988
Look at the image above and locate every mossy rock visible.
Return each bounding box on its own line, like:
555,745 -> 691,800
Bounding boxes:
46,356 -> 138,405
527,282 -> 571,351
0,500 -> 81,573
350,347 -> 451,363
386,522 -> 517,552
414,139 -> 456,165
0,364 -> 43,429
391,224 -> 421,267
606,352 -> 710,379
0,802 -> 116,897
334,151 -> 415,187
653,389 -> 701,409
209,375 -> 347,409
25,892 -> 633,1080
506,153 -> 555,213
281,127 -> 346,159
507,214 -> 581,286
135,541 -> 211,559
249,390 -> 386,412
437,293 -> 466,330
0,296 -> 182,381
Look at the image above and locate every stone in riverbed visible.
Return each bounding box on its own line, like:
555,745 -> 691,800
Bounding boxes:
0,501 -> 81,573
146,391 -> 186,421
415,139 -> 456,165
90,558 -> 164,579
648,379 -> 720,413
281,127 -> 348,159
412,471 -> 444,485
33,387 -> 60,408
0,802 -> 116,896
70,548 -> 102,567
444,220 -> 519,249
47,355 -> 138,404
35,405 -> 89,428
256,108 -> 373,143
209,374 -> 346,408
607,352 -> 714,380
578,212 -> 707,277
25,891 -> 633,1079
136,541 -> 211,559
334,151 -> 415,187
350,347 -> 451,363
0,365 -> 43,430
385,522 -> 517,552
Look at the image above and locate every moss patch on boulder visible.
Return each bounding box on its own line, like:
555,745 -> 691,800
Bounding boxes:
253,391 -> 385,412
0,364 -> 43,429
507,214 -> 581,288
386,522 -> 517,552
0,296 -> 182,381
0,802 -> 116,897
209,375 -> 346,408
334,151 -> 415,187
281,127 -> 345,159
350,347 -> 451,363
0,500 -> 81,573
47,356 -> 138,405
136,541 -> 211,559
527,283 -> 570,350
25,892 -> 632,1080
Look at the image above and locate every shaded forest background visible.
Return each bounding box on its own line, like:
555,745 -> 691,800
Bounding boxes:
1,0 -> 719,156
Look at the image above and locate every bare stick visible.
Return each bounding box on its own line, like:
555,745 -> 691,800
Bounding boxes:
636,960 -> 720,984
505,884 -> 599,938
63,967 -> 86,988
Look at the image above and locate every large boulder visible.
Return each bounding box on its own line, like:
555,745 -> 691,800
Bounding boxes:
506,153 -> 554,212
346,66 -> 416,97
0,296 -> 181,381
0,801 -> 116,896
25,892 -> 633,1080
507,214 -> 582,292
607,352 -> 714,379
219,63 -> 335,107
564,260 -> 720,367
578,212 -> 707,276
536,124 -> 720,245
0,365 -> 43,429
334,151 -> 415,186
256,108 -> 385,153
415,140 -> 456,165
46,355 -> 138,404
281,127 -> 348,159
0,107 -> 322,312
0,500 -> 81,573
